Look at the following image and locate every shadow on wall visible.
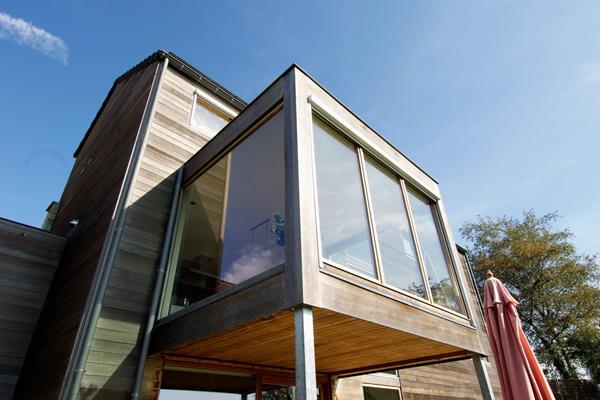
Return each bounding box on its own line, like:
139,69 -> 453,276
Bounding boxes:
76,170 -> 176,399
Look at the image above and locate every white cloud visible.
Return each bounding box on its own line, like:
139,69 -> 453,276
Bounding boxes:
0,11 -> 68,65
222,244 -> 284,284
577,63 -> 600,86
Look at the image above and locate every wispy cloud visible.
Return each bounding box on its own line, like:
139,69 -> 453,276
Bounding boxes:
0,11 -> 68,65
577,62 -> 600,86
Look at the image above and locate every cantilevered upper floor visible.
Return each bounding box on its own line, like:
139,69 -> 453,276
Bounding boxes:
149,64 -> 491,376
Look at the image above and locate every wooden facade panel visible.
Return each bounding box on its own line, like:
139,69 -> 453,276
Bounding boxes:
0,219 -> 66,400
456,251 -> 491,353
316,272 -> 484,355
150,271 -> 287,354
0,253 -> 57,280
79,64 -> 242,398
399,359 -> 502,400
14,62 -> 158,399
153,111 -> 211,147
162,307 -> 465,375
333,360 -> 501,400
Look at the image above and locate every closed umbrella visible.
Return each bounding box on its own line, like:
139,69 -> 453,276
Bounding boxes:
484,271 -> 555,400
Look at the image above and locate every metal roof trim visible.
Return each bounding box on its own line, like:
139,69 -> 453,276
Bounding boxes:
73,50 -> 247,157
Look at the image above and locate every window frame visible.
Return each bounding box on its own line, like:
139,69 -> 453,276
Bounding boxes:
362,383 -> 403,400
158,105 -> 285,320
189,89 -> 238,135
310,119 -> 379,281
310,110 -> 468,319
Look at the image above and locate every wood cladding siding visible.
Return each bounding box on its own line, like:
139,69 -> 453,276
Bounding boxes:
162,308 -> 466,375
399,360 -> 499,400
14,63 -> 158,400
78,67 -> 239,399
337,359 -> 500,400
452,250 -> 502,399
0,219 -> 66,400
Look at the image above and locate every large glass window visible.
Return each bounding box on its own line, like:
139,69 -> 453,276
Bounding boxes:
313,118 -> 377,278
312,114 -> 465,315
165,111 -> 284,315
407,189 -> 462,313
364,156 -> 426,298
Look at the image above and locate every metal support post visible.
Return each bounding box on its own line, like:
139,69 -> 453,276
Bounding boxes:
294,306 -> 318,400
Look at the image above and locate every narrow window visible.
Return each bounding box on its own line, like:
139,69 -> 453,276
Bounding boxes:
313,118 -> 377,278
406,189 -> 462,312
364,156 -> 426,298
363,386 -> 401,400
191,95 -> 231,136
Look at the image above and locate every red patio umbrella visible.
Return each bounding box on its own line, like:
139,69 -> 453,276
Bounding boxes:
483,271 -> 555,400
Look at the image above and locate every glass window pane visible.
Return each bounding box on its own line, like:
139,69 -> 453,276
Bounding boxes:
168,111 -> 284,314
364,157 -> 426,298
407,190 -> 462,312
363,386 -> 400,400
373,369 -> 397,376
191,96 -> 230,136
313,118 -> 377,278
220,112 -> 285,284
170,157 -> 229,312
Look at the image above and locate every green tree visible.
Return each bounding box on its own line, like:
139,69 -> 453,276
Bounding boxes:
460,210 -> 600,380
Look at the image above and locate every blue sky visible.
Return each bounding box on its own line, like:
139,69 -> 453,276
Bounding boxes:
1,1 -> 598,256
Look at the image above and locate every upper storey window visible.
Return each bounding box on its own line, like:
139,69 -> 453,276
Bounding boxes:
406,189 -> 461,311
363,156 -> 425,298
190,93 -> 231,136
312,115 -> 464,314
313,118 -> 377,278
163,110 -> 284,316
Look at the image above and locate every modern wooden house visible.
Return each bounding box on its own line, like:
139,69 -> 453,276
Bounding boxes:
0,51 -> 502,400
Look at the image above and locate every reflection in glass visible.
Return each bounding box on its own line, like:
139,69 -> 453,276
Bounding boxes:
160,369 -> 255,400
373,369 -> 397,376
168,111 -> 284,314
191,96 -> 231,136
261,386 -> 296,400
363,386 -> 400,400
364,157 -> 426,298
407,189 -> 462,312
313,118 -> 377,278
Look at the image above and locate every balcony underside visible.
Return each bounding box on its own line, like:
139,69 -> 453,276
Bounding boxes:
161,308 -> 470,376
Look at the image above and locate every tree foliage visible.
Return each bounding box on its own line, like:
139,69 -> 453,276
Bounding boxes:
460,210 -> 600,380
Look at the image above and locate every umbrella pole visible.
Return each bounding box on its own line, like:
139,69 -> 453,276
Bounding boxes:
472,355 -> 495,400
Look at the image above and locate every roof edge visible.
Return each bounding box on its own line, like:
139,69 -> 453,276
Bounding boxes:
288,63 -> 439,184
0,217 -> 67,240
73,50 -> 247,157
